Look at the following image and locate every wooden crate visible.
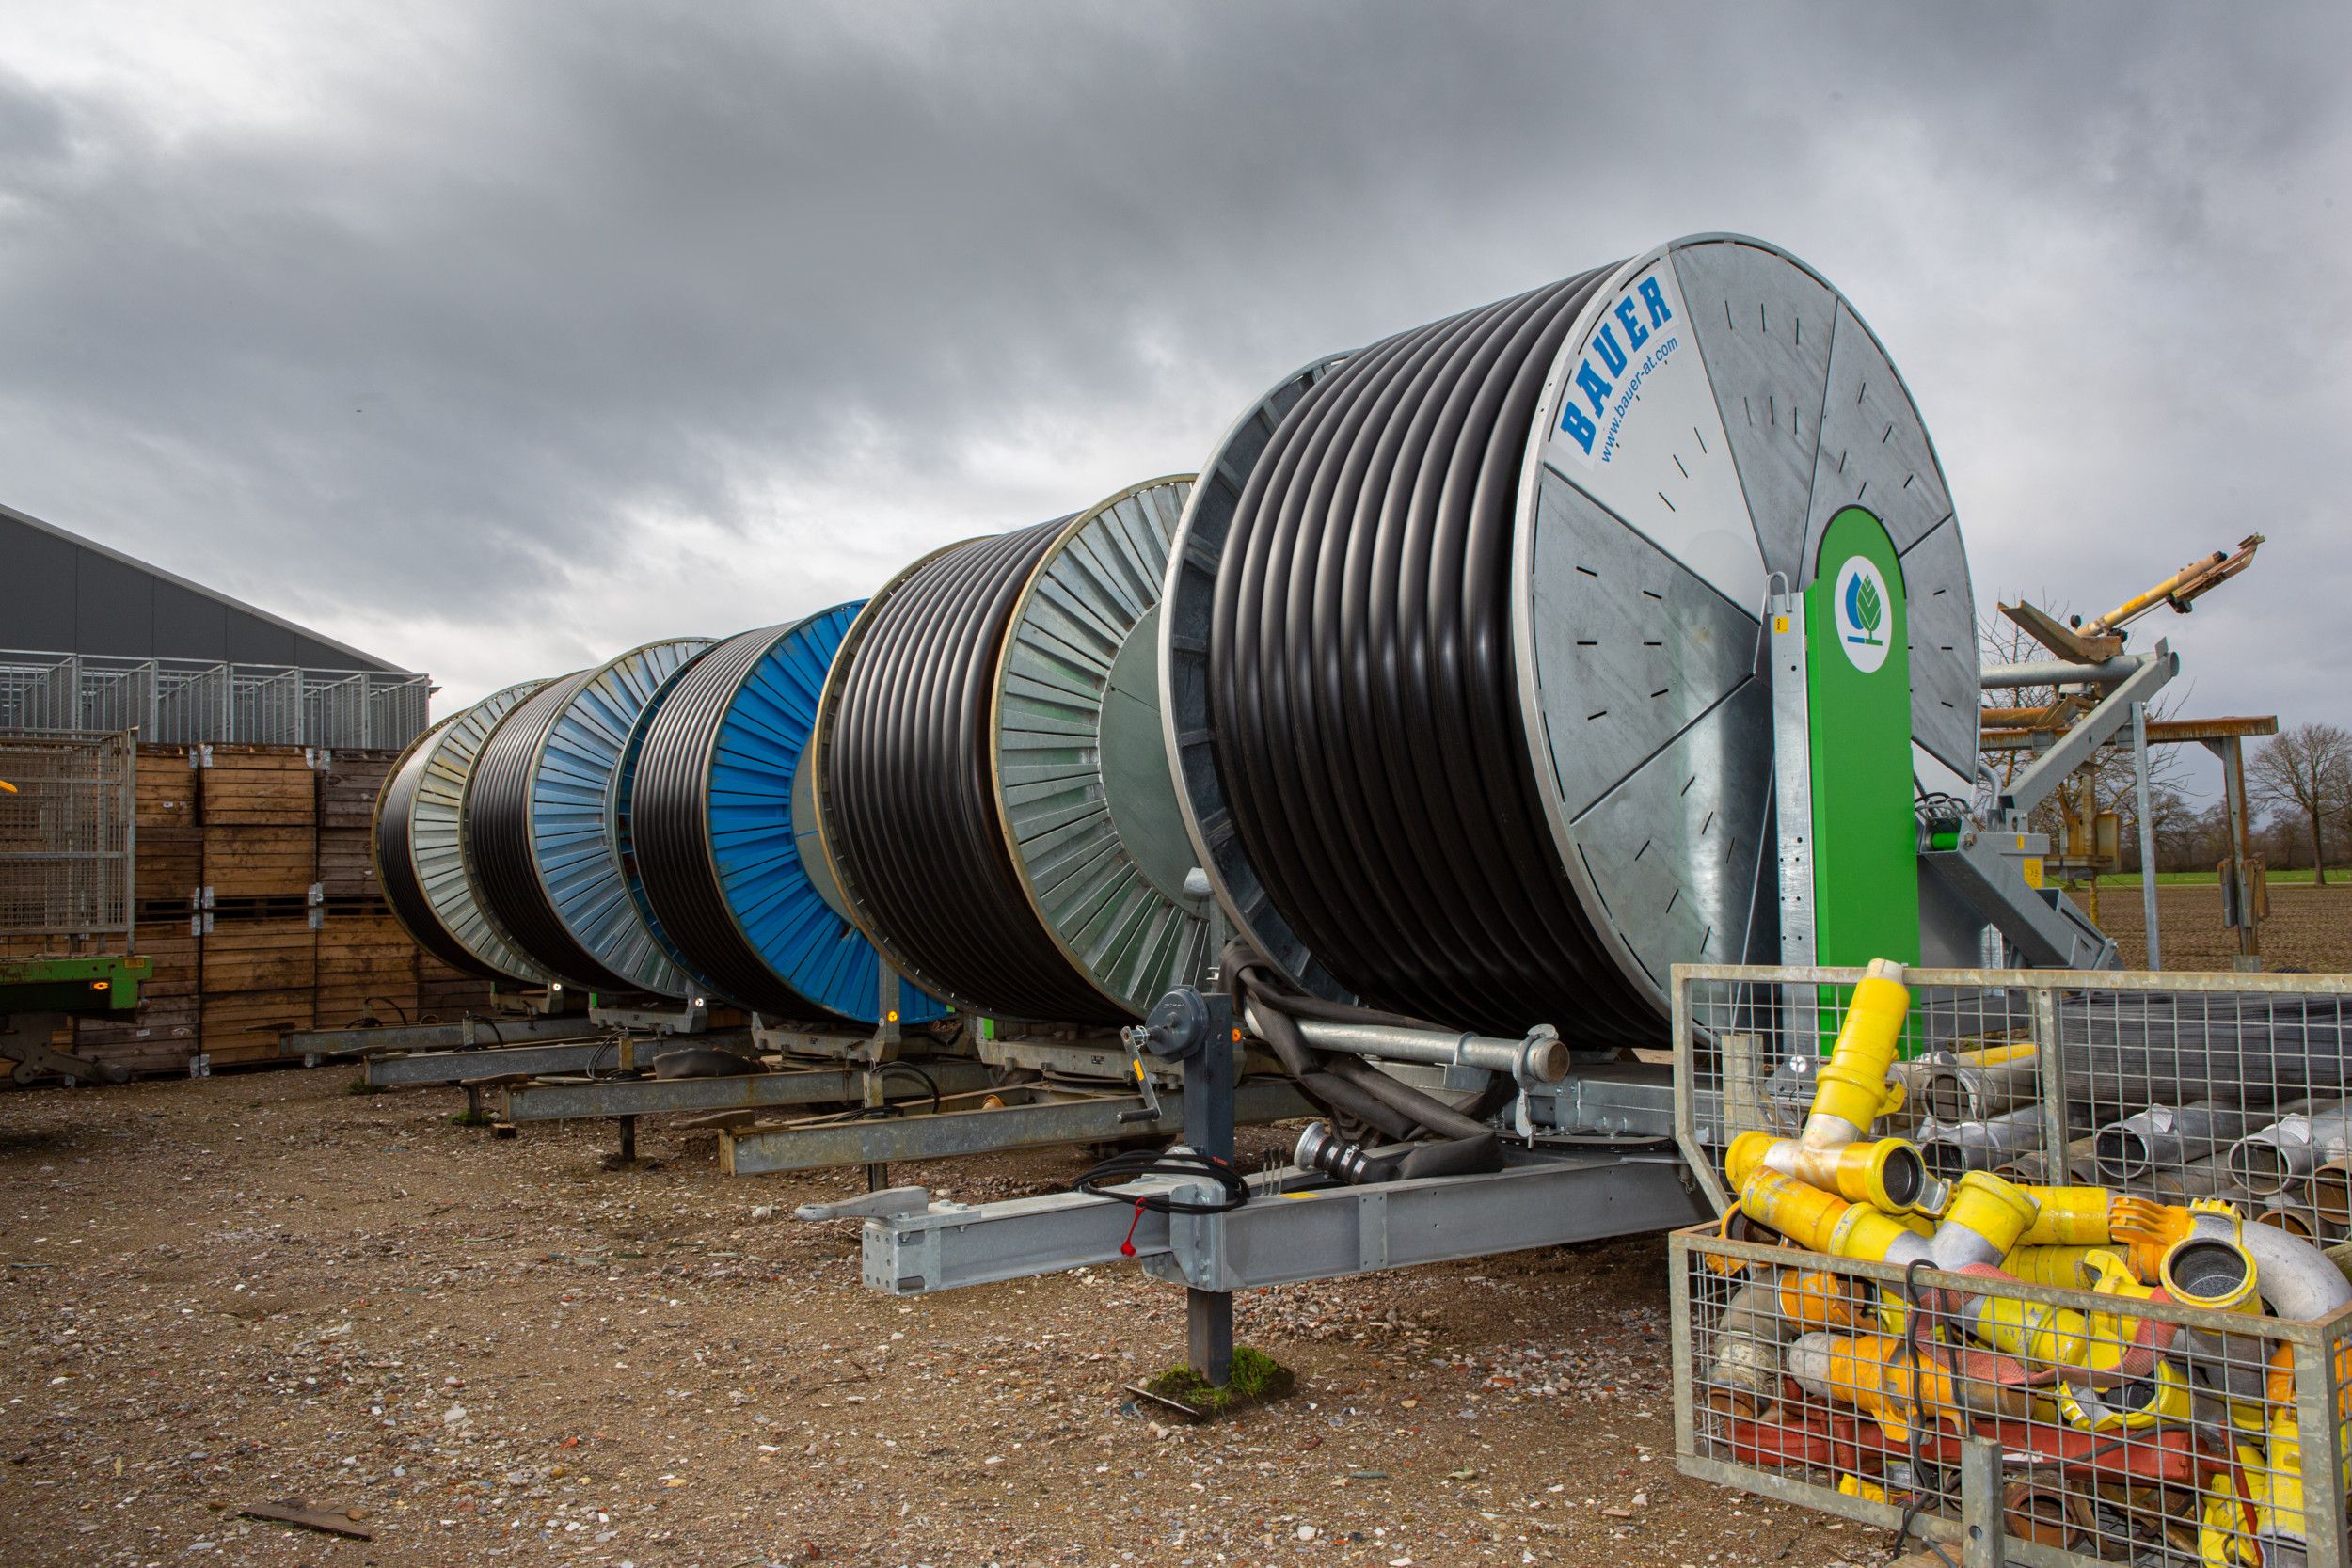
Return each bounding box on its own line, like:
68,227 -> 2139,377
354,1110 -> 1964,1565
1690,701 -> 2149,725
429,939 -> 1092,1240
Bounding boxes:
200,918 -> 317,993
200,988 -> 317,1062
202,826 -> 317,900
317,912 -> 418,1024
420,957 -> 499,1019
316,827 -> 376,900
198,747 -> 317,827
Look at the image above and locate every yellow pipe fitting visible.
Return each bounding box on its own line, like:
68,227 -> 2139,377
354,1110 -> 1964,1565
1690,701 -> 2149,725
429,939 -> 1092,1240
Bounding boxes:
2198,1448 -> 2277,1567
1739,1168 -> 1931,1267
2015,1186 -> 2117,1246
2055,1356 -> 2193,1433
1725,1130 -> 1933,1215
1809,960 -> 1911,1138
2000,1244 -> 2119,1290
1940,1171 -> 2042,1259
2158,1224 -> 2259,1317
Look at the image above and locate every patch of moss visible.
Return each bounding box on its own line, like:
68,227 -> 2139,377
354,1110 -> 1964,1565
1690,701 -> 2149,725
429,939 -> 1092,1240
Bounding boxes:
1143,1345 -> 1295,1417
345,1077 -> 388,1096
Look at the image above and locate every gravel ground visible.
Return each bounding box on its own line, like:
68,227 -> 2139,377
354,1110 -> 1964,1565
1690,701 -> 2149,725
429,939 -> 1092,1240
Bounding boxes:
0,1067 -> 1865,1568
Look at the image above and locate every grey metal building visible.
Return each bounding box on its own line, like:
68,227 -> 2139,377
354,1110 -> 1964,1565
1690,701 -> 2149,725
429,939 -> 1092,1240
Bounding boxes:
0,502 -> 430,748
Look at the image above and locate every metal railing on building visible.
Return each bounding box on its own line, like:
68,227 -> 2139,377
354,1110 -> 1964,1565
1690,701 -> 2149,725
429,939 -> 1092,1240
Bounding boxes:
0,650 -> 430,751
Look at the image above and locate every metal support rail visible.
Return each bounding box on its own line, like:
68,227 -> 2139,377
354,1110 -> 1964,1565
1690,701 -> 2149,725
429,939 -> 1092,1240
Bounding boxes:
281,1012 -> 597,1060
495,1060 -> 998,1124
819,1147 -> 1707,1296
723,1077 -> 1315,1177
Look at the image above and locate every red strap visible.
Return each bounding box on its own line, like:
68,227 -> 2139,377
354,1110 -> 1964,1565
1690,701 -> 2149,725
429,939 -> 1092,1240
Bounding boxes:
1120,1197 -> 1146,1258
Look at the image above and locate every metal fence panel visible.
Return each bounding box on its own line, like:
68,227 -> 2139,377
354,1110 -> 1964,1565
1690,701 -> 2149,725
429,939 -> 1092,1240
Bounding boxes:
1674,964 -> 2352,1228
0,649 -> 429,750
0,732 -> 135,945
1674,1225 -> 2351,1567
1671,962 -> 2352,1564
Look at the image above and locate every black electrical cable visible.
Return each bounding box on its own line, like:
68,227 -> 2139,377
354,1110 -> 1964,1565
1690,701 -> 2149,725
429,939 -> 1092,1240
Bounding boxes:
467,670 -> 633,990
629,623 -> 839,1019
820,520 -> 1127,1024
373,734 -> 505,978
1073,1148 -> 1250,1213
1209,267 -> 1662,1045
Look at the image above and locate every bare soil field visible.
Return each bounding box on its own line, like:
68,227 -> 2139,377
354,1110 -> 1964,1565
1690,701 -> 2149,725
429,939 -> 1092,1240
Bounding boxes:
2089,880 -> 2352,973
0,1067 -> 1852,1568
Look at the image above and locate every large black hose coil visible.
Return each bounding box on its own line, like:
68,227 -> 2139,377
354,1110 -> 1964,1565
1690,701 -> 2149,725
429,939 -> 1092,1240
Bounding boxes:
1209,265 -> 1658,1044
465,669 -> 629,990
816,521 -> 1129,1024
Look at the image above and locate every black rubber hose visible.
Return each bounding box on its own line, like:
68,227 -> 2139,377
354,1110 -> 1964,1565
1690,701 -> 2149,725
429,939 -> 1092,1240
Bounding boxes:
1208,268 -> 1657,1044
822,520 -> 1126,1024
1223,940 -> 1506,1143
373,734 -> 504,978
466,670 -> 632,990
628,624 -> 840,1019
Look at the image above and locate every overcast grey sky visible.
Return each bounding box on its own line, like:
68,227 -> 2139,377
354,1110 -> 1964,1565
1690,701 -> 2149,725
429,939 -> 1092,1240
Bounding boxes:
3,3 -> 2346,764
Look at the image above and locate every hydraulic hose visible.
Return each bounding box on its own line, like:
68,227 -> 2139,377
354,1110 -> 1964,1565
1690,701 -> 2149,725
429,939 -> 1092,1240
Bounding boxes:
1207,265 -> 1658,1043
819,521 -> 1123,1024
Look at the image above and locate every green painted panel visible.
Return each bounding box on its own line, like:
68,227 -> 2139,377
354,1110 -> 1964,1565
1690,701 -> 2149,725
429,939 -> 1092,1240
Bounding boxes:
1804,507 -> 1920,969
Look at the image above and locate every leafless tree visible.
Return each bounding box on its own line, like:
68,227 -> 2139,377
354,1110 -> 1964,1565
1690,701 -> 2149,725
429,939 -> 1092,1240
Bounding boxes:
2249,722 -> 2352,885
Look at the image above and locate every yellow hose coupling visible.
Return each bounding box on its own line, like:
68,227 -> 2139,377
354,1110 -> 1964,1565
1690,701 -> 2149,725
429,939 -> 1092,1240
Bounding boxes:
2016,1185 -> 2116,1246
1811,966 -> 1911,1135
1940,1172 -> 2042,1258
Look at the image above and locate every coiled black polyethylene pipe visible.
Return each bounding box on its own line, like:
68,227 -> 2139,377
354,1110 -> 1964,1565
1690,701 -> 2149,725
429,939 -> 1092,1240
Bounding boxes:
466,669 -> 630,990
373,734 -> 502,978
1210,267 -> 1657,1044
823,520 -> 1126,1024
629,624 -> 831,1019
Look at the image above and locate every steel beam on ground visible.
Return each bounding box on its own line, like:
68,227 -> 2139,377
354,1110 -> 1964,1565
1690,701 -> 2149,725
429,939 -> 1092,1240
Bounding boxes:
842,1148 -> 1706,1296
720,1077 -> 1314,1177
360,1031 -> 749,1087
496,1059 -> 998,1123
281,1013 -> 595,1059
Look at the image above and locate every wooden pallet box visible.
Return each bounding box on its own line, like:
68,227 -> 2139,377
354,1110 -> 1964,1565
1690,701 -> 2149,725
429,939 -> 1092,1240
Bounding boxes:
317,913 -> 420,1024
200,918 -> 318,993
202,826 -> 318,901
197,747 -> 318,827
200,989 -> 317,1063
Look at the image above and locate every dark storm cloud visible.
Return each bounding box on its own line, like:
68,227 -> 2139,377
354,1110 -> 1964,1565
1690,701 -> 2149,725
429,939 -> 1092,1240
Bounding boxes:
0,2 -> 2344,728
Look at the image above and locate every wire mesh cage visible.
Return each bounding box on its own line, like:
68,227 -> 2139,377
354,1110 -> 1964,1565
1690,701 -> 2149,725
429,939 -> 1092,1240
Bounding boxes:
1672,1225 -> 2350,1567
1671,964 -> 2352,1563
1674,966 -> 2352,1238
0,732 -> 135,947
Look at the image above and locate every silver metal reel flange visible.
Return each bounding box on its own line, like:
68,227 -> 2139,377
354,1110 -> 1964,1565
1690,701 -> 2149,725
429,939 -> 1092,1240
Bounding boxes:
992,474 -> 1212,1015
1509,232 -> 1977,1012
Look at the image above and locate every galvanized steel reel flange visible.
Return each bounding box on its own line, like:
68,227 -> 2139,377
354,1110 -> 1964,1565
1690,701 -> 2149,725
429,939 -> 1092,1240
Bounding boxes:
373,679 -> 555,983
1510,235 -> 1975,1010
810,481 -> 1216,1023
991,475 -> 1212,1016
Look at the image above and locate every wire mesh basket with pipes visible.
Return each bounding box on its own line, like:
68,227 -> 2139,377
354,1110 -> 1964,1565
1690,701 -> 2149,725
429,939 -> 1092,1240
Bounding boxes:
1668,959 -> 2352,1565
1670,962 -> 2352,1246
